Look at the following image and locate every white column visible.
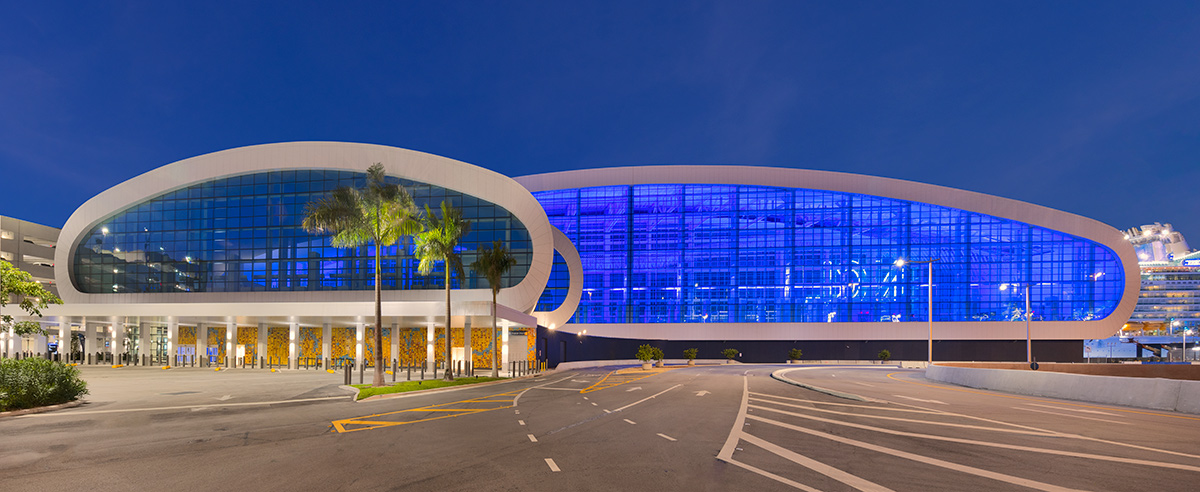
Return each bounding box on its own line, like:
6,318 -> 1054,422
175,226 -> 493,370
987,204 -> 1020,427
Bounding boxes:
196,323 -> 207,366
167,318 -> 178,366
58,320 -> 70,362
33,331 -> 48,357
390,322 -> 400,368
288,321 -> 299,369
426,323 -> 435,369
138,321 -> 151,364
501,322 -> 510,371
111,316 -> 125,364
226,321 -> 236,368
257,322 -> 267,367
355,321 -> 365,369
321,323 -> 332,366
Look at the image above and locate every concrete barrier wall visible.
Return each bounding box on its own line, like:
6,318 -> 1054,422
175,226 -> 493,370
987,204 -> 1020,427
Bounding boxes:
927,365 -> 1200,415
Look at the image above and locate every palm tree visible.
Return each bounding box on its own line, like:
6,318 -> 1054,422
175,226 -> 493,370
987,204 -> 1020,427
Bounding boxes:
470,240 -> 517,378
414,200 -> 471,381
302,163 -> 417,387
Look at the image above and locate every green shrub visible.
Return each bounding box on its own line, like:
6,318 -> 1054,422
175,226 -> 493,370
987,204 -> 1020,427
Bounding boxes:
722,348 -> 739,360
651,347 -> 664,361
788,348 -> 802,360
0,358 -> 89,411
683,348 -> 698,360
877,349 -> 892,362
635,344 -> 656,362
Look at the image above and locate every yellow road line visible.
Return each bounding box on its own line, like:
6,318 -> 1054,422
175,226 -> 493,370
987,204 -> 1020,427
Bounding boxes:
579,367 -> 676,394
332,389 -> 522,433
886,372 -> 1200,422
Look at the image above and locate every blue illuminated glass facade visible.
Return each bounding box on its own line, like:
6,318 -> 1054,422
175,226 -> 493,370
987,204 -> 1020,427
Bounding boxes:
72,169 -> 532,293
534,185 -> 1124,324
535,251 -> 571,312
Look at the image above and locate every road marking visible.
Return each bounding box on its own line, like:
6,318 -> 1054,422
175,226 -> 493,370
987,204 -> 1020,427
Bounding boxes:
572,379 -> 588,382
1017,407 -> 1129,425
20,395 -> 348,418
695,390 -> 711,397
624,419 -> 636,424
748,405 -> 1200,473
603,409 -> 611,413
590,402 -> 597,406
721,458 -> 824,492
518,420 -> 525,426
892,394 -> 947,405
657,433 -> 677,441
853,382 -> 875,387
527,434 -> 538,442
1026,403 -> 1117,416
626,387 -> 643,392
747,415 -> 1082,492
740,432 -> 894,491
216,395 -> 234,401
612,384 -> 682,412
515,410 -> 520,414
716,376 -> 750,462
582,397 -> 588,400
579,368 -> 676,394
544,458 -> 560,472
749,397 -> 1058,437
886,371 -> 1200,422
750,392 -> 942,414
535,387 -> 585,391
331,387 -> 528,433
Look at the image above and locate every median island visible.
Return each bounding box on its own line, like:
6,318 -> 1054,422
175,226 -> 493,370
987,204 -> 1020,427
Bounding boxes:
351,377 -> 505,400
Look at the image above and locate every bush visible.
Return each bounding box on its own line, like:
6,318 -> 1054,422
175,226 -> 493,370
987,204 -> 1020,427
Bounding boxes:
683,348 -> 698,360
788,348 -> 802,360
635,344 -> 656,362
0,358 -> 89,411
877,349 -> 892,362
651,347 -> 664,361
722,348 -> 739,360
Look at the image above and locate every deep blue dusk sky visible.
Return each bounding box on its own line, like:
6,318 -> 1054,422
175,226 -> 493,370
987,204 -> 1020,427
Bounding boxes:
2,2 -> 1198,240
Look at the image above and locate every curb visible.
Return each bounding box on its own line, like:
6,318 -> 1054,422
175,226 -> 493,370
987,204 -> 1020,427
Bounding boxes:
0,399 -> 86,418
770,368 -> 872,402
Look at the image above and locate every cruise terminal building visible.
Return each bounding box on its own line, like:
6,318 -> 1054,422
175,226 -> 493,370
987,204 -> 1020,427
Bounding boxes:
7,142 -> 1139,366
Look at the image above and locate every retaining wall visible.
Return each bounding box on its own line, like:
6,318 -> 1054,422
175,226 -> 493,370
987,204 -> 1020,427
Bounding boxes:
927,364 -> 1200,415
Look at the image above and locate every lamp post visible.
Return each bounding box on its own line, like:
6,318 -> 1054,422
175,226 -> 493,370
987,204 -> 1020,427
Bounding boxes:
1001,283 -> 1033,363
895,258 -> 939,364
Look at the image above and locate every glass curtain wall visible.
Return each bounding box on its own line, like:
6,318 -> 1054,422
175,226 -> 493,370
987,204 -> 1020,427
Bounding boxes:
72,170 -> 533,293
534,184 -> 1124,325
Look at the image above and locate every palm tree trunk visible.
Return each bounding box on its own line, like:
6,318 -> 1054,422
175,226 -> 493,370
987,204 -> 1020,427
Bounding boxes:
491,290 -> 499,378
373,244 -> 385,387
444,268 -> 453,381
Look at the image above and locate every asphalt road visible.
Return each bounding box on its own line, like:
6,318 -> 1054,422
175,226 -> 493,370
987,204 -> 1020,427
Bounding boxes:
2,364 -> 1198,491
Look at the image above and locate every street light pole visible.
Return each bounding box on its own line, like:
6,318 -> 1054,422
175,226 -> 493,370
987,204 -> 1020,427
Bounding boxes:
895,258 -> 939,364
1025,283 -> 1031,364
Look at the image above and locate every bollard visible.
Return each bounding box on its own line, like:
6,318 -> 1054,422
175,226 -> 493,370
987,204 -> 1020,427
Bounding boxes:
88,353 -> 92,365
407,363 -> 412,381
344,363 -> 351,385
358,360 -> 364,385
421,363 -> 425,380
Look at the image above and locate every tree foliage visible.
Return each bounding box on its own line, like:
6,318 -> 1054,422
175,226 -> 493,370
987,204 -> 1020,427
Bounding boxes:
302,163 -> 417,387
414,200 -> 471,381
1,259 -> 63,336
636,344 -> 656,362
469,240 -> 516,378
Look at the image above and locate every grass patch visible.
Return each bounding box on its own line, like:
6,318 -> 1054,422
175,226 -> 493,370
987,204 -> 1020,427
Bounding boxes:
352,377 -> 505,400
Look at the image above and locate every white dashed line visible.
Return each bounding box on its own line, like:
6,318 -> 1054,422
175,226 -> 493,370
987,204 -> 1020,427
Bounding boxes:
583,397 -> 589,400
527,434 -> 538,442
591,402 -> 598,406
624,419 -> 636,425
603,409 -> 611,413
545,458 -> 560,472
515,410 -> 520,414
657,433 -> 677,441
519,420 -> 526,426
